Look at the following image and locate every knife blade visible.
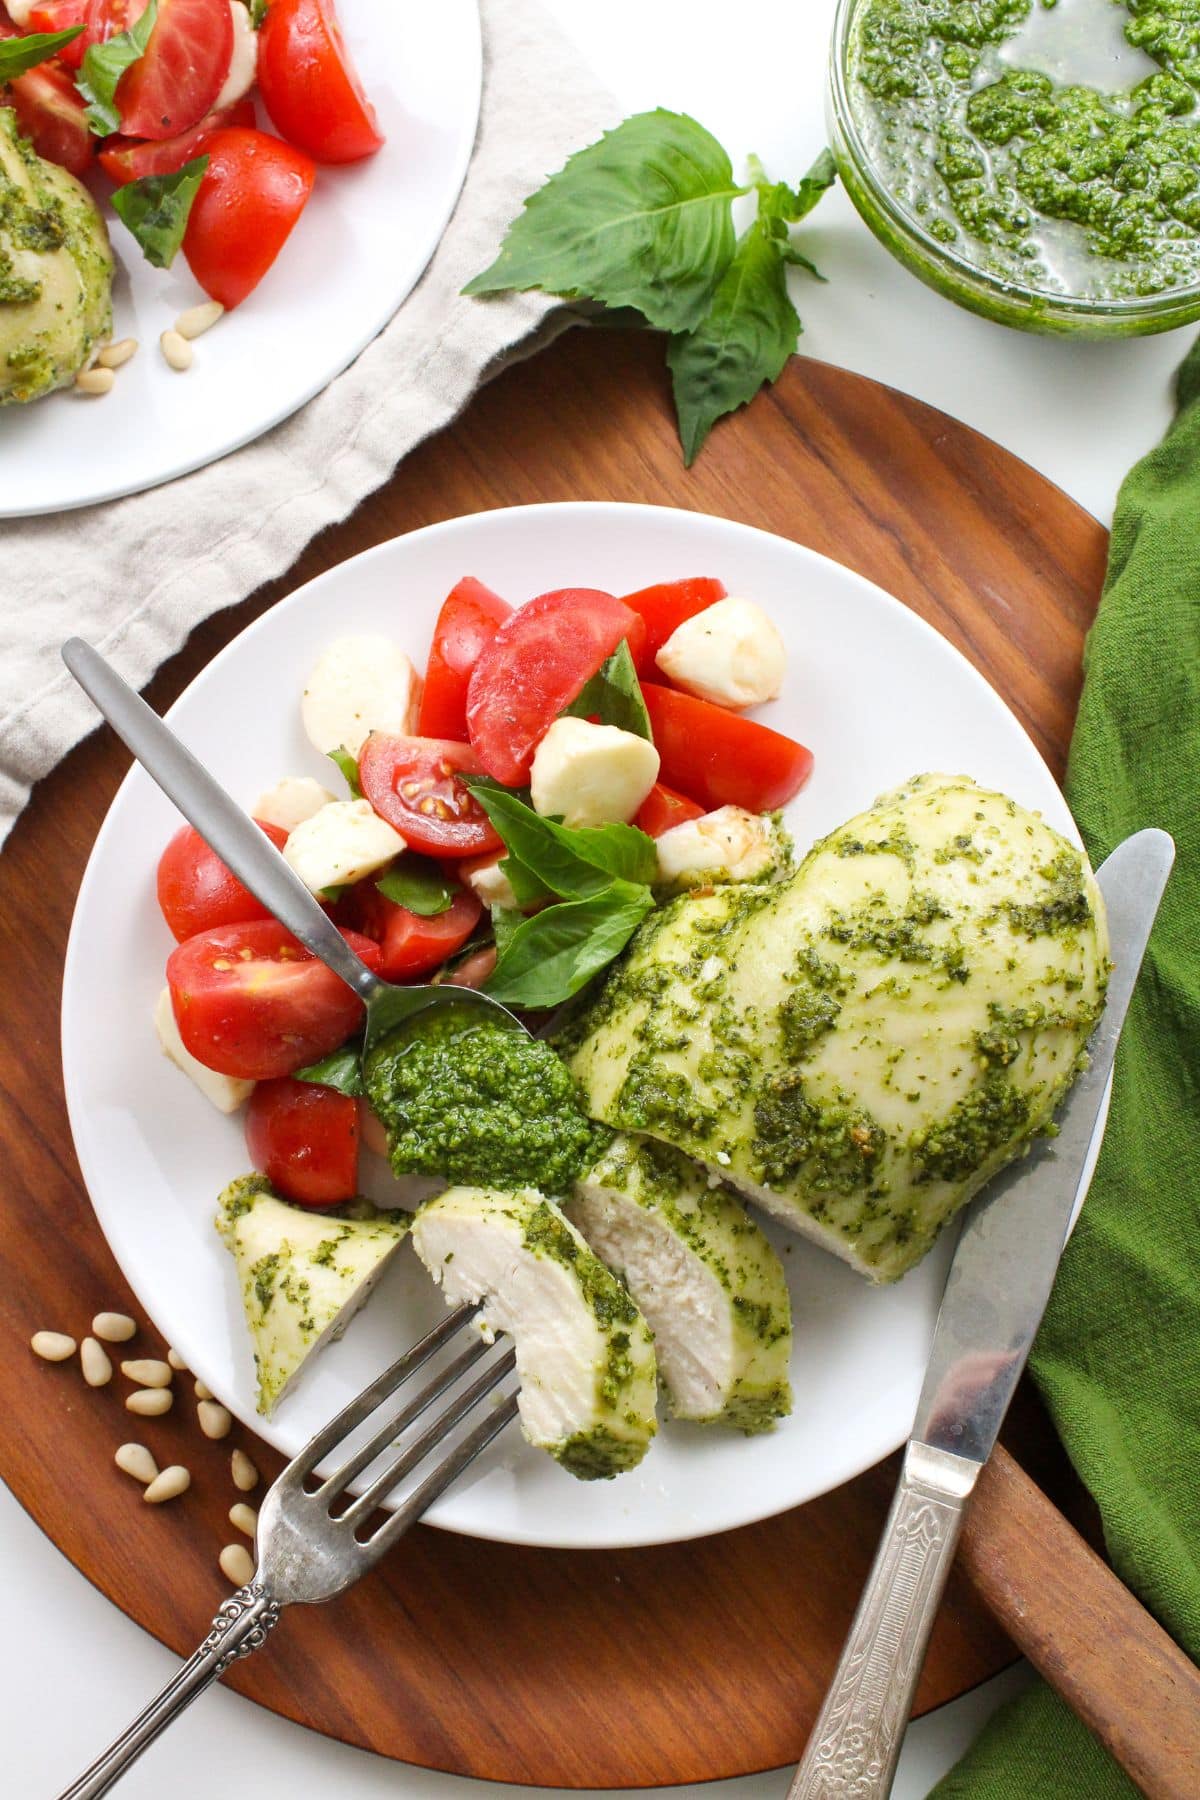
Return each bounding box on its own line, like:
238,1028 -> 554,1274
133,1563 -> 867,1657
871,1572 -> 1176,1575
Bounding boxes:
789,825 -> 1175,1800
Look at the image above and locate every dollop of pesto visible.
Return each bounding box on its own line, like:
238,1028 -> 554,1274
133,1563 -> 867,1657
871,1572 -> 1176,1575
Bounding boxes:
847,0 -> 1200,303
364,1015 -> 605,1195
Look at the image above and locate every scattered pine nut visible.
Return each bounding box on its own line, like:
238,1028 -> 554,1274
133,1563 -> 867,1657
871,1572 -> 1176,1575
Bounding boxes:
160,329 -> 193,372
174,300 -> 224,340
193,1377 -> 213,1401
31,1331 -> 76,1362
219,1543 -> 255,1586
198,1399 -> 232,1440
167,1347 -> 188,1371
144,1465 -> 191,1504
81,1337 -> 113,1387
93,1312 -> 136,1343
127,1386 -> 173,1417
115,1443 -> 158,1485
231,1448 -> 259,1492
121,1358 -> 172,1388
229,1502 -> 257,1539
75,366 -> 115,395
97,337 -> 138,370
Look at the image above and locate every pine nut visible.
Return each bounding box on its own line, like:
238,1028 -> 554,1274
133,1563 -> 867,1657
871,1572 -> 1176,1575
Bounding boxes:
97,337 -> 138,370
219,1543 -> 255,1586
144,1465 -> 190,1504
167,1347 -> 188,1371
160,329 -> 193,372
231,1448 -> 259,1492
75,366 -> 115,395
31,1331 -> 76,1362
229,1502 -> 257,1539
198,1400 -> 232,1440
121,1358 -> 172,1388
193,1377 -> 213,1401
127,1386 -> 173,1417
174,300 -> 224,340
93,1312 -> 136,1343
115,1443 -> 158,1485
81,1337 -> 113,1387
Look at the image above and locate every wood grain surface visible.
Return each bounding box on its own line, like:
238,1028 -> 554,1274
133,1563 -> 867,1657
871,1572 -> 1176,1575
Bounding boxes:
0,330 -> 1113,1789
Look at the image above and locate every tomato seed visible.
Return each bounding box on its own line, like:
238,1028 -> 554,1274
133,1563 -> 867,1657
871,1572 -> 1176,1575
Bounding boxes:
212,958 -> 234,971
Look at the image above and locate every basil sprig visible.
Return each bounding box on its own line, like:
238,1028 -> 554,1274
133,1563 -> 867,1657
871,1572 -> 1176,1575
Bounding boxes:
468,779 -> 657,895
76,0 -> 159,137
0,25 -> 83,80
376,854 -> 455,917
111,155 -> 208,270
560,639 -> 653,741
482,883 -> 654,1009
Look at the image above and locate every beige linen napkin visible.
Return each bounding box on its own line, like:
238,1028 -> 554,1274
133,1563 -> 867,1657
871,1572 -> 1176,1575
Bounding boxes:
0,0 -> 615,849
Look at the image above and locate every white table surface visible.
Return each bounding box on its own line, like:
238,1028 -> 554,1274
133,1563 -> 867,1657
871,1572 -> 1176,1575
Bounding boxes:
7,1 -> 1178,1793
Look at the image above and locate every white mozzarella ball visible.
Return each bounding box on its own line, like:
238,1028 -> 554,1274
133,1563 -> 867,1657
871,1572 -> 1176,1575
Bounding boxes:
2,1 -> 37,25
462,855 -> 520,911
252,776 -> 336,835
214,1 -> 259,109
655,597 -> 786,709
154,989 -> 254,1114
530,718 -> 660,829
301,636 -> 421,759
655,806 -> 777,886
283,799 -> 406,894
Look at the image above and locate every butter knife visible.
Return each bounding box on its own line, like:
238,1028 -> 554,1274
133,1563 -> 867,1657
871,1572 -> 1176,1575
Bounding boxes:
788,825 -> 1175,1800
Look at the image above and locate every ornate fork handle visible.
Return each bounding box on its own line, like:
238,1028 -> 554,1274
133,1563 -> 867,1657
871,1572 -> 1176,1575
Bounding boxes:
788,1444 -> 979,1800
58,1584 -> 283,1800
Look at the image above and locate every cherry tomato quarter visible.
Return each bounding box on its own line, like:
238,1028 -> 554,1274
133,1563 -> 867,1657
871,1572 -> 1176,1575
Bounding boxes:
7,60 -> 93,174
92,0 -> 233,141
634,782 -> 706,838
99,95 -> 255,183
641,684 -> 813,812
621,576 -> 727,676
156,818 -> 289,942
417,577 -> 511,741
27,1 -> 88,67
357,735 -> 502,859
182,126 -> 315,309
352,884 -> 482,982
256,0 -> 383,164
245,1077 -> 359,1206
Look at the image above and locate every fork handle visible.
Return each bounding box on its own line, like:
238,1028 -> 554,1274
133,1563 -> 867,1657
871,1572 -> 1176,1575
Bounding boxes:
58,1584 -> 282,1800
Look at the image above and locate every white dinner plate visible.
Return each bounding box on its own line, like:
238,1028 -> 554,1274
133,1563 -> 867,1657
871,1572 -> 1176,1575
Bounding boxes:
0,0 -> 481,517
62,501 -> 1084,1550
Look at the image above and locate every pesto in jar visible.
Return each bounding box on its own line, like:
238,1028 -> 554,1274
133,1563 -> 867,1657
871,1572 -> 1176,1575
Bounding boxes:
847,0 -> 1200,303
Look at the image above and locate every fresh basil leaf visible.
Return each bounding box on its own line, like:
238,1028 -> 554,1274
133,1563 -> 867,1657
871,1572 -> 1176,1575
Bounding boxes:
561,639 -> 652,741
667,219 -> 801,467
110,155 -> 207,270
464,109 -> 745,333
320,883 -> 349,903
0,25 -> 84,80
501,852 -> 554,907
76,0 -> 159,137
293,1042 -> 364,1097
467,780 -> 658,897
376,854 -> 455,917
751,148 -> 837,231
491,904 -> 525,957
247,0 -> 267,23
483,882 -> 655,1008
328,746 -> 362,798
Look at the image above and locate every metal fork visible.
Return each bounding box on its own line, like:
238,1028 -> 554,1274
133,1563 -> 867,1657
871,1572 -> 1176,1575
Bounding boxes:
60,1306 -> 517,1799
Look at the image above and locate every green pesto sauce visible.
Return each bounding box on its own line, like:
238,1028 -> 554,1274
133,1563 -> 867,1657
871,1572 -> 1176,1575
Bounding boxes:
848,0 -> 1200,302
364,1016 -> 604,1195
553,1424 -> 650,1480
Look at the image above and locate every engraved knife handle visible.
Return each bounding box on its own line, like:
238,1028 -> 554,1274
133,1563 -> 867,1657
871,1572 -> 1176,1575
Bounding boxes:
788,1444 -> 979,1800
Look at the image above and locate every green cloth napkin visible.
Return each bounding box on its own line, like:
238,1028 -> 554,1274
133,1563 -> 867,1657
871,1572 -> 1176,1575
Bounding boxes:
932,341 -> 1200,1797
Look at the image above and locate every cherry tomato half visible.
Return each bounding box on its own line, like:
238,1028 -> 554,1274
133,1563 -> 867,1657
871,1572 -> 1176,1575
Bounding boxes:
256,0 -> 384,164
641,684 -> 813,813
182,126 -> 315,308
105,0 -> 232,141
99,95 -> 255,184
357,735 -> 502,860
156,819 -> 289,942
634,782 -> 706,838
6,60 -> 93,174
245,1077 -> 359,1206
27,1 -> 88,67
352,884 -> 482,982
167,919 -> 381,1079
465,589 -> 647,786
621,577 -> 727,677
417,577 -> 511,741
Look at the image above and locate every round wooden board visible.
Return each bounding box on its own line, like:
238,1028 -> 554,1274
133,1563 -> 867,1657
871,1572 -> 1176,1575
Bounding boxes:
0,331 -> 1108,1789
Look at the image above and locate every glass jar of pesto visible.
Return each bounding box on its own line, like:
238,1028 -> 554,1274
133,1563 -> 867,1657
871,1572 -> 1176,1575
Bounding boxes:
828,0 -> 1200,336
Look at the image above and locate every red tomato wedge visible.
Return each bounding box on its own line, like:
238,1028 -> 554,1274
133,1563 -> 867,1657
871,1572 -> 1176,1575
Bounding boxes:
417,577 -> 511,741
99,95 -> 255,183
156,819 -> 289,942
641,684 -> 813,812
466,589 -> 647,785
622,576 -> 726,676
183,126 -> 315,308
28,1 -> 89,67
634,782 -> 706,838
245,1077 -> 360,1206
107,0 -> 233,141
358,735 -> 501,860
352,885 -> 482,982
167,920 -> 381,1080
7,60 -> 93,174
257,0 -> 383,164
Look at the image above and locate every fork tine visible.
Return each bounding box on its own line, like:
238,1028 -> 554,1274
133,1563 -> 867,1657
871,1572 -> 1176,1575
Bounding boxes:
284,1302 -> 476,1483
317,1329 -> 493,1504
365,1389 -> 522,1561
341,1344 -> 518,1526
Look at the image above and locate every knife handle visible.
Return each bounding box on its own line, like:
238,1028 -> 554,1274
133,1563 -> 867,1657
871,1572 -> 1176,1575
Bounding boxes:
788,1442 -> 978,1800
